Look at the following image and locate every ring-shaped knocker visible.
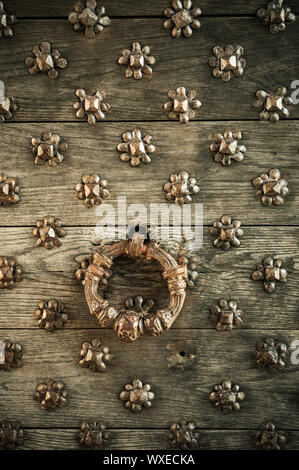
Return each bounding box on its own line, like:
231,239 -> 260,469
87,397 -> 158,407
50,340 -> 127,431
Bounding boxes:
84,234 -> 187,342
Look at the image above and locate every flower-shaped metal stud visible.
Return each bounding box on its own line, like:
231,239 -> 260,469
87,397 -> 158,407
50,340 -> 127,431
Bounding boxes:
31,132 -> 68,167
0,174 -> 20,206
252,256 -> 287,292
209,129 -> 246,166
257,1 -> 296,33
114,296 -> 155,343
253,87 -> 293,122
118,42 -> 155,80
119,379 -> 155,412
75,254 -> 112,288
164,87 -> 201,123
25,42 -> 67,79
209,215 -> 243,250
208,45 -> 246,82
0,2 -> 17,38
252,169 -> 288,206
34,300 -> 68,332
79,421 -> 108,449
255,422 -> 287,450
68,1 -> 110,38
163,0 -> 201,38
0,85 -> 17,122
35,378 -> 68,412
32,215 -> 66,249
164,171 -> 199,205
0,340 -> 23,371
79,339 -> 113,372
76,174 -> 109,208
0,421 -> 24,449
117,129 -> 155,167
210,380 -> 245,413
166,420 -> 199,449
73,88 -> 110,125
0,256 -> 23,289
178,254 -> 198,288
209,299 -> 243,332
254,338 -> 288,370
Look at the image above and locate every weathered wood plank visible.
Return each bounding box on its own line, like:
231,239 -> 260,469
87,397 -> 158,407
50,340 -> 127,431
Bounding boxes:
0,329 -> 298,428
1,18 -> 299,121
1,122 -> 299,226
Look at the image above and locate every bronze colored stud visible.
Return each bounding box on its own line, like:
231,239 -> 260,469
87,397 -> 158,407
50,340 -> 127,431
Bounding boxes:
210,380 -> 245,413
79,421 -> 108,449
209,215 -> 243,250
69,1 -> 110,39
0,173 -> 20,206
0,2 -> 17,38
166,343 -> 197,370
119,379 -> 155,412
25,42 -> 67,79
0,84 -> 17,122
210,129 -> 246,166
31,132 -> 68,167
210,299 -> 243,332
166,420 -> 199,449
0,421 -> 24,449
0,339 -> 23,371
252,256 -> 287,292
257,1 -> 296,33
163,0 -> 201,38
75,254 -> 112,288
0,256 -> 23,289
118,42 -> 155,80
252,168 -> 288,206
79,339 -> 113,372
253,87 -> 293,122
178,254 -> 198,288
32,215 -> 66,249
117,129 -> 155,167
35,378 -> 68,412
114,296 -> 155,343
255,422 -> 287,450
76,174 -> 109,208
164,171 -> 199,204
73,88 -> 110,125
254,337 -> 288,370
34,300 -> 68,332
164,86 -> 201,123
208,45 -> 246,81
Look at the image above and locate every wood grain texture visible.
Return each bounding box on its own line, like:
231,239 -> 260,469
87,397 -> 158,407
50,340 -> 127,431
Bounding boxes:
1,122 -> 298,226
1,18 -> 299,121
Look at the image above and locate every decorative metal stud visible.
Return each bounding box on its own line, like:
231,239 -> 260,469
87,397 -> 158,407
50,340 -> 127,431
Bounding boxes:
209,215 -> 243,250
119,379 -> 155,412
164,171 -> 199,204
31,132 -> 68,167
32,216 -> 66,249
210,380 -> 245,413
117,129 -> 155,167
163,0 -> 201,38
0,174 -> 20,206
76,174 -> 109,208
75,254 -> 112,287
0,256 -> 23,289
25,42 -> 67,79
164,87 -> 201,123
118,42 -> 155,80
79,421 -> 108,449
252,168 -> 288,206
0,421 -> 24,449
257,1 -> 296,33
252,256 -> 287,292
69,1 -> 110,38
79,339 -> 113,372
209,129 -> 246,166
209,299 -> 243,332
114,296 -> 155,343
0,84 -> 17,122
255,422 -> 287,450
254,337 -> 288,370
178,254 -> 198,288
0,2 -> 17,38
166,342 -> 197,370
166,420 -> 199,449
0,339 -> 23,371
35,378 -> 68,412
34,300 -> 68,332
73,88 -> 110,125
253,87 -> 292,122
208,46 -> 246,81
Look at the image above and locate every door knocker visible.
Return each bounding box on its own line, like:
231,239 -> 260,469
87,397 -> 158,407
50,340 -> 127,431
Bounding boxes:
84,234 -> 187,342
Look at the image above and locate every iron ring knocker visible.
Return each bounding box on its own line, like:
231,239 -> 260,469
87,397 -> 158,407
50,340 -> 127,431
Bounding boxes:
84,234 -> 188,342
